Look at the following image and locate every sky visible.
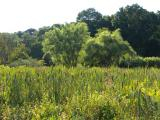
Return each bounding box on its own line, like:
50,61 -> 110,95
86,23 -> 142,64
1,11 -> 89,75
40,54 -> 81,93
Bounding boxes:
0,0 -> 160,33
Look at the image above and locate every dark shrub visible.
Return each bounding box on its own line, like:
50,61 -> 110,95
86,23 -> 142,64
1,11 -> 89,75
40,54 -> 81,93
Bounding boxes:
119,57 -> 160,68
93,104 -> 117,120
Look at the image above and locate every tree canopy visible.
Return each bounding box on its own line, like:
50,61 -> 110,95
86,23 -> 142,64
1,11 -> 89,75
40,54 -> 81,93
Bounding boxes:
0,4 -> 160,67
77,8 -> 103,36
43,22 -> 89,66
80,29 -> 136,66
0,33 -> 28,64
112,4 -> 160,56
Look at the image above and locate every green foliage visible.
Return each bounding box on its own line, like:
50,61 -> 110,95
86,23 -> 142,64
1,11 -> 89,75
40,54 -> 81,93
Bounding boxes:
66,92 -> 116,120
80,29 -> 136,66
0,66 -> 160,119
43,22 -> 89,66
146,25 -> 160,56
9,44 -> 29,62
77,8 -> 103,36
0,4 -> 160,66
30,42 -> 43,59
113,4 -> 160,56
9,58 -> 44,67
42,52 -> 54,66
0,33 -> 20,64
119,57 -> 160,68
21,29 -> 37,49
77,5 -> 160,57
17,28 -> 44,59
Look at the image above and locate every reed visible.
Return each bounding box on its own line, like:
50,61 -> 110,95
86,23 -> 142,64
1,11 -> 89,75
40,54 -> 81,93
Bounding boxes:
0,66 -> 160,119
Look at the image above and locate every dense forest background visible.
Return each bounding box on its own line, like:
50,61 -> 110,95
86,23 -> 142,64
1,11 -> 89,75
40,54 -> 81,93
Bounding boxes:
0,4 -> 160,67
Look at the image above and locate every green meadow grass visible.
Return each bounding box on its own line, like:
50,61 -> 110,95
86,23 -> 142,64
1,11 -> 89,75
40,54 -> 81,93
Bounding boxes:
0,65 -> 160,119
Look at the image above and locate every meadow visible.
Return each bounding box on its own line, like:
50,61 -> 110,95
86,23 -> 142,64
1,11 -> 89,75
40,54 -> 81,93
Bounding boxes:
0,65 -> 160,119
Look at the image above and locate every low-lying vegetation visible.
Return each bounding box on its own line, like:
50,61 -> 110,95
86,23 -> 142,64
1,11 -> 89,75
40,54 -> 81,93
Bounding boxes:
0,66 -> 160,119
119,57 -> 160,68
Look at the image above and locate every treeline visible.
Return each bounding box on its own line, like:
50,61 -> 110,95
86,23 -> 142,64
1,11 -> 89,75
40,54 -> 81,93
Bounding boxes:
0,4 -> 160,67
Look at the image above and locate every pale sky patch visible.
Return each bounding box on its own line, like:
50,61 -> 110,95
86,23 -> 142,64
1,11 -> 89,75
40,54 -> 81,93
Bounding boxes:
0,0 -> 159,32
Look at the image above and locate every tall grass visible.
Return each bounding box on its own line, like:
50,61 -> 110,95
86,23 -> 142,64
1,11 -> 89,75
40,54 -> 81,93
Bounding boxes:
0,65 -> 160,119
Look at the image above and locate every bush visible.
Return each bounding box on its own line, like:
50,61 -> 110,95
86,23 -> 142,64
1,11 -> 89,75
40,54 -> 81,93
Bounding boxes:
9,58 -> 44,67
144,57 -> 160,67
93,104 -> 117,120
119,57 -> 160,67
66,93 -> 117,120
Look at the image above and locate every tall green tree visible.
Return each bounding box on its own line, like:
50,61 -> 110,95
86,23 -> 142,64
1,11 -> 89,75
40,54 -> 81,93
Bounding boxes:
101,15 -> 114,30
0,33 -> 20,64
77,8 -> 103,36
146,25 -> 160,56
112,4 -> 160,56
17,29 -> 38,56
17,28 -> 44,59
43,22 -> 89,66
